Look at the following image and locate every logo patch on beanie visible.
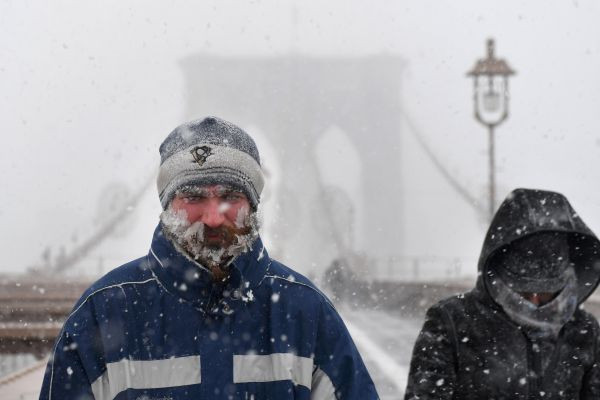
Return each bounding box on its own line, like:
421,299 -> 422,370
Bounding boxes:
190,145 -> 213,167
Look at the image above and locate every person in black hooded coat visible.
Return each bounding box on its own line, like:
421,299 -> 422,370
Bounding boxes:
404,188 -> 600,400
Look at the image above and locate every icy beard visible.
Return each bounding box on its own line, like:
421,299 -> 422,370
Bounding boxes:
159,205 -> 260,281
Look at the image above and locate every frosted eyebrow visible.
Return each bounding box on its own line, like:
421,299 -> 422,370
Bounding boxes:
176,185 -> 245,198
176,186 -> 210,196
222,190 -> 246,198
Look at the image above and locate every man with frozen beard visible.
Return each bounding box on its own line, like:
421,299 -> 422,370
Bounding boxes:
40,116 -> 378,400
160,184 -> 260,282
405,188 -> 600,400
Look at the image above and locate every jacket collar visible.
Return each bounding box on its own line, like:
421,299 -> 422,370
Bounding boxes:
147,224 -> 270,310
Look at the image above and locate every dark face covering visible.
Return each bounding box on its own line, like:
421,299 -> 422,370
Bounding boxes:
486,233 -> 578,337
487,267 -> 578,338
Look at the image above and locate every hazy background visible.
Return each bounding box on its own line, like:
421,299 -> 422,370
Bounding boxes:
2,0 -> 600,283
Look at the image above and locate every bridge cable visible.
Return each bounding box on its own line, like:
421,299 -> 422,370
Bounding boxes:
399,107 -> 487,218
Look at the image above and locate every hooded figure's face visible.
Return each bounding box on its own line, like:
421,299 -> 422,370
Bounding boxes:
160,184 -> 259,280
519,292 -> 556,307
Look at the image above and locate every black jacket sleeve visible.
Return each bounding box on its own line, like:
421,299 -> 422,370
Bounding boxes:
404,304 -> 457,400
581,321 -> 600,399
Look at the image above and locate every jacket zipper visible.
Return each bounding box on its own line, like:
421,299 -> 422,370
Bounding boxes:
527,339 -> 543,400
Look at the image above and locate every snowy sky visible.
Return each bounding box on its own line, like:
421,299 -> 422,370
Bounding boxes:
2,0 -> 600,278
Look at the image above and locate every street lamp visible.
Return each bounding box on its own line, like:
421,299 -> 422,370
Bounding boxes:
467,38 -> 515,220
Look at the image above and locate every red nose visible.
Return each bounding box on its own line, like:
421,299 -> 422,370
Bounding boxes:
200,199 -> 226,228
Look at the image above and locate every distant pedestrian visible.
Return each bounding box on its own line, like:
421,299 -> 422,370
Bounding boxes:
405,188 -> 600,399
325,258 -> 353,302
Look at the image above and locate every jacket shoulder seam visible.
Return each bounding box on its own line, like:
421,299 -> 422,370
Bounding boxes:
47,277 -> 157,400
436,300 -> 461,374
262,274 -> 336,310
69,277 -> 157,323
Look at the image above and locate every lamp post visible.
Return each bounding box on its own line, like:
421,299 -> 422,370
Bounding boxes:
467,38 -> 515,220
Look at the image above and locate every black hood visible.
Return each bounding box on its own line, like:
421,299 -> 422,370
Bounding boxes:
476,188 -> 600,304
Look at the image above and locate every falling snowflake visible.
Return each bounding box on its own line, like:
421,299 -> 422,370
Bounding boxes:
242,290 -> 255,302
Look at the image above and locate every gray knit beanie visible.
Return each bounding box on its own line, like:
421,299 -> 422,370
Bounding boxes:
157,116 -> 264,209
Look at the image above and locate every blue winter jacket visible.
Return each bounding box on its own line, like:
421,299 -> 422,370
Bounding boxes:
39,225 -> 378,400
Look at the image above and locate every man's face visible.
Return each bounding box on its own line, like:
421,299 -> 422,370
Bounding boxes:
171,184 -> 252,248
160,184 -> 258,277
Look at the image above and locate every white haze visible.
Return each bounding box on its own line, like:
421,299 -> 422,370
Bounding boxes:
1,0 -> 600,281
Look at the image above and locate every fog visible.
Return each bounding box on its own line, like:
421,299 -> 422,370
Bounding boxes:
2,0 -> 600,281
